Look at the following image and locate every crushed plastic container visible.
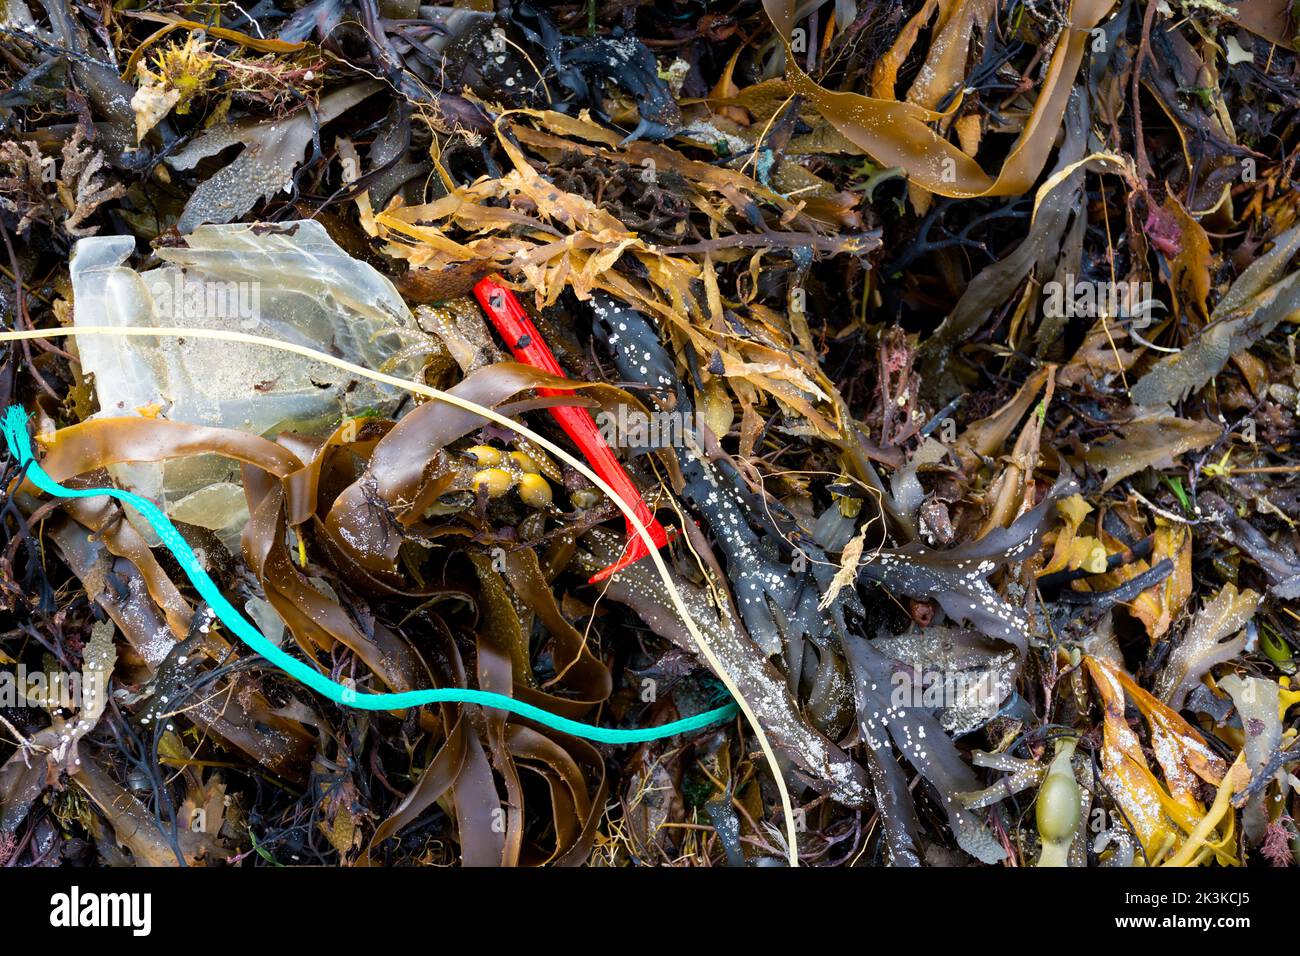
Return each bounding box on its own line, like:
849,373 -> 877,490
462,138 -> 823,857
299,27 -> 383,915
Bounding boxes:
71,220 -> 431,548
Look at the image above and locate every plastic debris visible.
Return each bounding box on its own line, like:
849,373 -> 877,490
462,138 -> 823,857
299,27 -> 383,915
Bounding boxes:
70,219 -> 430,541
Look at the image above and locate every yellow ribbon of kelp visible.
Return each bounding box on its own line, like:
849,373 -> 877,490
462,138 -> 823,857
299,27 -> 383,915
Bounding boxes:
762,0 -> 1118,198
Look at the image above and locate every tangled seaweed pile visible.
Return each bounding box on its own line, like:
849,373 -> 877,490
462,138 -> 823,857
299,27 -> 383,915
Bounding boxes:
1,0 -> 1300,868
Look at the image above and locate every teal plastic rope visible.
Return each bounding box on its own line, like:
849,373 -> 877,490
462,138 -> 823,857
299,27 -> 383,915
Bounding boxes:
2,406 -> 737,744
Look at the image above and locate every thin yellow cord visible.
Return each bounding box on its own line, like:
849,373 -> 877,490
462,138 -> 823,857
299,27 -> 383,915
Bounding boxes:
0,324 -> 802,866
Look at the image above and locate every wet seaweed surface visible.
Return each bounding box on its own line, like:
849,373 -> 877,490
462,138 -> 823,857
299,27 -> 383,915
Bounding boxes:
1,0 -> 1300,868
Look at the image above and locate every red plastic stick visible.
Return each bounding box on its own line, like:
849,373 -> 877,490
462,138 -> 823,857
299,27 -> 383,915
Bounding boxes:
472,276 -> 672,582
